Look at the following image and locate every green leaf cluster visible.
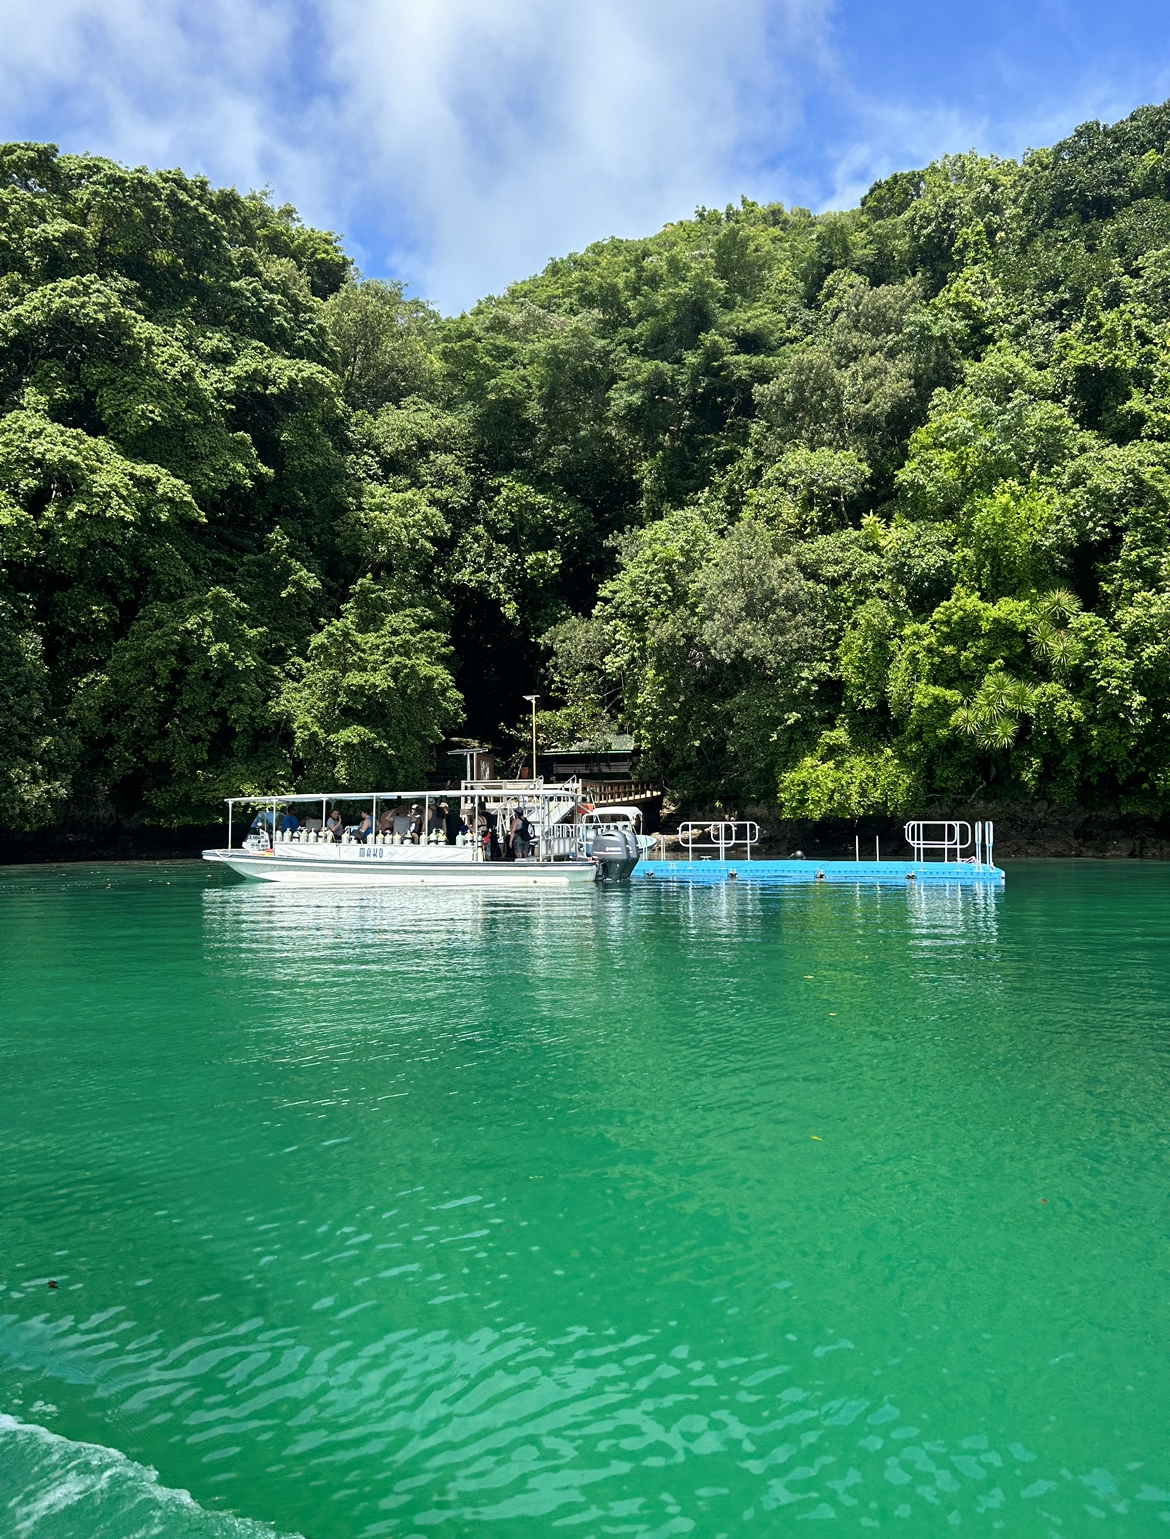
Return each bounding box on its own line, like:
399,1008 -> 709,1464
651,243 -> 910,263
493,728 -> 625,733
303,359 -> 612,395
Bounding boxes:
0,145 -> 459,825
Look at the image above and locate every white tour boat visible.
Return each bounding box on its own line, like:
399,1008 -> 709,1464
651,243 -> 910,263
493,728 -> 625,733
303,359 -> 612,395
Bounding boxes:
202,779 -> 641,887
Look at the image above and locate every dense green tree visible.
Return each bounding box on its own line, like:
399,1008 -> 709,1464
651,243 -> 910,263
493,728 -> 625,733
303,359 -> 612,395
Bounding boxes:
0,144 -> 450,826
7,104 -> 1170,830
278,578 -> 460,790
323,279 -> 438,412
527,106 -> 1170,814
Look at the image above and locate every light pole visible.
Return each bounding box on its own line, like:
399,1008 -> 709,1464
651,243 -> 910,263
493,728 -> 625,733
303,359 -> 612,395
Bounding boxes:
522,694 -> 540,781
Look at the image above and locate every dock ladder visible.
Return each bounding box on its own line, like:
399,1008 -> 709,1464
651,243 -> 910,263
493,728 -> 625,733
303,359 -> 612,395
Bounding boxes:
904,820 -> 995,867
677,821 -> 760,861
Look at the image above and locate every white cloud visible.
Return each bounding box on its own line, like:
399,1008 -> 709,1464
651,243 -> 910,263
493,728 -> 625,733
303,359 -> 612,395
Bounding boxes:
318,0 -> 835,305
2,0 -> 1169,313
0,0 -> 292,181
0,0 -> 838,309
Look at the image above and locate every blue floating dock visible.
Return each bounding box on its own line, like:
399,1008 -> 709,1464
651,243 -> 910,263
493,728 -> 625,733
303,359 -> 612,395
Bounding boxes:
636,859 -> 1004,885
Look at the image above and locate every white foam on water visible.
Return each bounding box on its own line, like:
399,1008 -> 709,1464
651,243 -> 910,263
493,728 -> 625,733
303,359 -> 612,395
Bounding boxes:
0,1415 -> 300,1539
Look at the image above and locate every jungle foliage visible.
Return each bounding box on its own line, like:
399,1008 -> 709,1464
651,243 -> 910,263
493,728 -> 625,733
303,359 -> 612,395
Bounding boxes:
5,106 -> 1170,826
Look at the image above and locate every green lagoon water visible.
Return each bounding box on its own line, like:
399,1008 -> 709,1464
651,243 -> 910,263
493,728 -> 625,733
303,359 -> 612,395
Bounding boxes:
1,860 -> 1169,1537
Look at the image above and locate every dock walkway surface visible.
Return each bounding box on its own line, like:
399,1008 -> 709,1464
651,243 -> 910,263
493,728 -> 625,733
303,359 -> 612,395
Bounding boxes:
637,859 -> 1005,885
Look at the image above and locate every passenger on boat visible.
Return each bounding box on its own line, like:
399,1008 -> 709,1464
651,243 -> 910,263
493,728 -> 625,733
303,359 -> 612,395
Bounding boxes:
509,809 -> 535,859
376,810 -> 395,837
427,805 -> 446,839
356,811 -> 373,843
409,804 -> 423,842
325,809 -> 342,841
391,806 -> 412,840
440,801 -> 465,845
481,811 -> 502,861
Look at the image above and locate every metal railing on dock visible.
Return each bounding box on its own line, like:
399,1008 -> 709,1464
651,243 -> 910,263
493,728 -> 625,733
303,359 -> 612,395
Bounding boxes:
904,820 -> 995,867
677,821 -> 760,861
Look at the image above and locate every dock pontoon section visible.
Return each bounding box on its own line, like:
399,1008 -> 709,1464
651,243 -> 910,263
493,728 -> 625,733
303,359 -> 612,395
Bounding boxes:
638,820 -> 1004,885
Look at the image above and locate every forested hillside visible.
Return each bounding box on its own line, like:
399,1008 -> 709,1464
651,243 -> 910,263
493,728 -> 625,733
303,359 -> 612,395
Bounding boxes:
5,106 -> 1170,829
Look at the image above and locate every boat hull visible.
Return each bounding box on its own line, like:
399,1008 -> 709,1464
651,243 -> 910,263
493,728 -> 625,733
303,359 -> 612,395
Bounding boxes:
202,847 -> 599,886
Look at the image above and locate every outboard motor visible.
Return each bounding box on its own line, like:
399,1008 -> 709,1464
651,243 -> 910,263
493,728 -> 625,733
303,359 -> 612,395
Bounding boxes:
591,827 -> 640,883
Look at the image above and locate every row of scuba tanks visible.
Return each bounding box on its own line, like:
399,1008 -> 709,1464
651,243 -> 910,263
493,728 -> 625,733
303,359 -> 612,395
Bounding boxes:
266,823 -> 641,880
273,828 -> 472,846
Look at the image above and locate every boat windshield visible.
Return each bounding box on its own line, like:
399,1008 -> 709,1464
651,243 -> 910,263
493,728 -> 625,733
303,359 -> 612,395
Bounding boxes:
583,807 -> 642,825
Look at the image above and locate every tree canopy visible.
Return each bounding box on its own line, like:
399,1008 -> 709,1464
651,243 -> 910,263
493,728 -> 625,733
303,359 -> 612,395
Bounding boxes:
5,107 -> 1170,827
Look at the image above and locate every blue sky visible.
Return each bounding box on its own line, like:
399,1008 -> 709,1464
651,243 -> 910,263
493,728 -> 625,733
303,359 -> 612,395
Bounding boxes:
2,0 -> 1169,313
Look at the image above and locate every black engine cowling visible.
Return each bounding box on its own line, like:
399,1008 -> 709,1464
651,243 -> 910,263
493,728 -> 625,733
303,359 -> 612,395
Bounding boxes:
591,828 -> 639,883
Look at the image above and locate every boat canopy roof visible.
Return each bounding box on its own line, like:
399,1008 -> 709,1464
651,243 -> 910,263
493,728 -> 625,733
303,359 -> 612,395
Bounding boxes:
222,777 -> 582,808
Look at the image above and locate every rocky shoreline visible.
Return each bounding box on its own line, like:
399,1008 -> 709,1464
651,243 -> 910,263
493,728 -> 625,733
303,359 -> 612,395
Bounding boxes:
0,821 -> 223,865
3,799 -> 1170,864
